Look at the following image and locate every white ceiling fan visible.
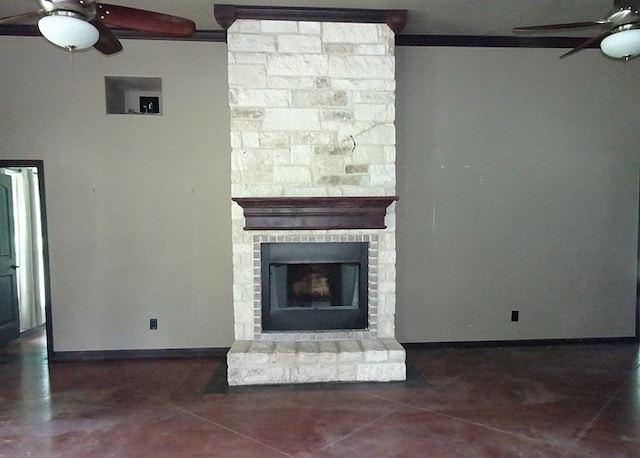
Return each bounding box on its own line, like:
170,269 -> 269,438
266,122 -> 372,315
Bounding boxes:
0,0 -> 195,54
513,0 -> 640,60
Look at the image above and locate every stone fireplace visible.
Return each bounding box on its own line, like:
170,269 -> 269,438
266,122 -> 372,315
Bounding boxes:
215,5 -> 407,385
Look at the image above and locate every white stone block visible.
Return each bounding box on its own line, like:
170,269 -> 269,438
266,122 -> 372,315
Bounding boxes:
377,318 -> 395,339
298,341 -> 320,363
330,78 -> 396,91
355,44 -> 388,55
379,266 -> 396,283
312,156 -> 345,178
378,249 -> 396,264
353,104 -> 392,122
319,341 -> 338,363
285,187 -> 329,197
228,64 -> 267,88
337,364 -> 358,381
229,52 -> 268,64
337,340 -> 362,362
322,23 -> 381,44
234,323 -> 248,340
278,34 -> 322,53
381,362 -> 406,381
328,55 -> 394,79
290,145 -> 313,165
274,351 -> 297,364
263,108 -> 321,131
356,124 -> 396,146
273,166 -> 312,184
298,22 -> 321,34
233,88 -> 291,108
242,132 -> 260,148
381,339 -> 406,362
292,90 -> 348,107
230,119 -> 263,131
356,363 -> 382,381
272,149 -> 292,165
267,54 -> 328,77
362,339 -> 388,362
230,131 -> 242,148
233,19 -> 261,33
384,146 -> 396,163
228,33 -> 276,53
370,164 -> 395,186
352,91 -> 396,104
268,76 -> 317,89
289,131 -> 334,145
290,364 -> 334,383
261,20 -> 298,33
260,132 -> 290,148
352,145 -> 386,165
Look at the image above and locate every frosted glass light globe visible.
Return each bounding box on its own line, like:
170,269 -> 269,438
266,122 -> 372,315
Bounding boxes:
38,14 -> 99,50
600,28 -> 640,59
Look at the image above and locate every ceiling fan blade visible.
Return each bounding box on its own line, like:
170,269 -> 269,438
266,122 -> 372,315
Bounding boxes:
559,31 -> 611,59
95,3 -> 195,37
91,20 -> 122,55
0,10 -> 42,24
513,20 -> 610,32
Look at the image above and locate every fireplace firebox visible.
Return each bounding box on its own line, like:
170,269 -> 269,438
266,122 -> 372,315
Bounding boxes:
261,242 -> 368,332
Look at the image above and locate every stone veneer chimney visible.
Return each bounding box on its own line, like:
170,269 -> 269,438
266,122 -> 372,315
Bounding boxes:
215,5 -> 408,386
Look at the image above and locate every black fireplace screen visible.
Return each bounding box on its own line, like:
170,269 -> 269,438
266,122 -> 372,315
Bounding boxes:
261,243 -> 368,331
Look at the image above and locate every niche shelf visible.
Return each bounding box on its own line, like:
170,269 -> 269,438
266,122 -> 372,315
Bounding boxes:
105,76 -> 162,115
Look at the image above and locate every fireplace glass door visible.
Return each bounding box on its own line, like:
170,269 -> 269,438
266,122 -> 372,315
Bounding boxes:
261,243 -> 368,332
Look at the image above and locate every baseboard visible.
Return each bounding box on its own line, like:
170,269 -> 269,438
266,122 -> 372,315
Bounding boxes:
402,336 -> 638,350
51,347 -> 230,362
50,336 -> 638,361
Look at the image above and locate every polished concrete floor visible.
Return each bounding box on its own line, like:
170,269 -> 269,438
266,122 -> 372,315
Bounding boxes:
1,329 -> 639,457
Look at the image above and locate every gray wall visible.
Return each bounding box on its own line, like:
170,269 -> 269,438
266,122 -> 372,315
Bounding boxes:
0,37 -> 234,351
396,46 -> 640,342
1,37 -> 638,350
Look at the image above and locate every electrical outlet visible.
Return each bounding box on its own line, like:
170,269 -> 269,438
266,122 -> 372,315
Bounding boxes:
150,318 -> 158,330
511,310 -> 519,322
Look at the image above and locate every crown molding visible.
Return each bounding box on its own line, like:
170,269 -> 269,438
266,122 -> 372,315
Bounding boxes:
0,24 -> 596,49
214,4 -> 408,34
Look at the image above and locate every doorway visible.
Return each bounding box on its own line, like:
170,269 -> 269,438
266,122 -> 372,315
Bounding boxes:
0,160 -> 53,358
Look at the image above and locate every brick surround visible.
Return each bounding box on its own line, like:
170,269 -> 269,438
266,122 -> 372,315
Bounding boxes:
226,16 -> 405,385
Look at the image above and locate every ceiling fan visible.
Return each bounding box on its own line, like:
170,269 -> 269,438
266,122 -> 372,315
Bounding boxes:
513,0 -> 640,60
0,0 -> 196,55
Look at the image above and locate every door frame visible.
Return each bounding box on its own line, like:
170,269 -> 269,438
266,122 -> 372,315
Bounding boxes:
0,160 -> 53,359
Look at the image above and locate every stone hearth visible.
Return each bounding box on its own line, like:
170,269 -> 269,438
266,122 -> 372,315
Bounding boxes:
217,5 -> 407,386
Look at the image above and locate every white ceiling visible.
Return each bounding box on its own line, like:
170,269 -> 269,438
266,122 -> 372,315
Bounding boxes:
0,0 -> 620,36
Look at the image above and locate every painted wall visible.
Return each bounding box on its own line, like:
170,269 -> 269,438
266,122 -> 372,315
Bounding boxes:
0,37 -> 234,350
396,46 -> 640,342
1,37 -> 638,350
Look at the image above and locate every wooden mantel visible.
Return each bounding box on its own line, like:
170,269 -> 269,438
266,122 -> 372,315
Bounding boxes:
232,196 -> 398,230
214,4 -> 408,34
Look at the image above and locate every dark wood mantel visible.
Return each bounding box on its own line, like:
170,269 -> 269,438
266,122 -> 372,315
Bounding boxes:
232,196 -> 398,230
214,4 -> 408,34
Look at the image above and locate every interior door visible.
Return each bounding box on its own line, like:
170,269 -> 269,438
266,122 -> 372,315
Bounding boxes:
0,173 -> 19,347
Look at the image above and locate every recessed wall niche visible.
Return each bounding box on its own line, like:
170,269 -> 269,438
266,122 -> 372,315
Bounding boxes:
104,76 -> 162,115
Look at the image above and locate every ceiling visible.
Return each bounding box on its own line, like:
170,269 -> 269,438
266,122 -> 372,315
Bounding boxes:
0,0 -> 620,36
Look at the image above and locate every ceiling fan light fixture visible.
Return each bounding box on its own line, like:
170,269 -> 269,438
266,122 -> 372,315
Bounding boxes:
600,26 -> 640,59
37,11 -> 99,50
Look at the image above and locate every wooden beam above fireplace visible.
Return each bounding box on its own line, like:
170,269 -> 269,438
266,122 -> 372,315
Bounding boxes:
214,4 -> 408,34
232,196 -> 398,230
